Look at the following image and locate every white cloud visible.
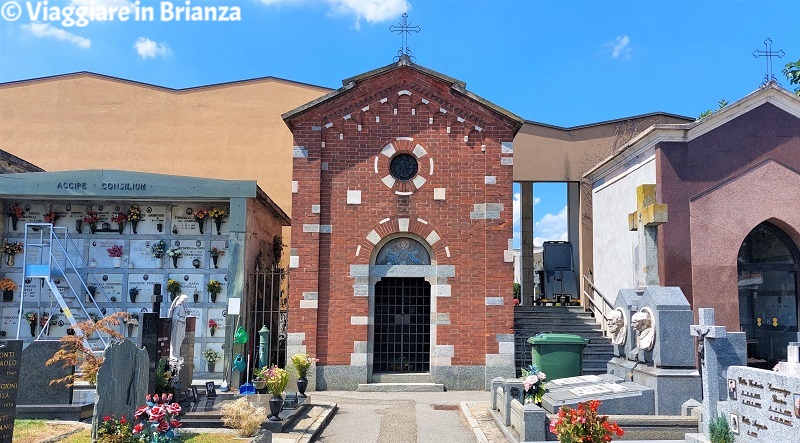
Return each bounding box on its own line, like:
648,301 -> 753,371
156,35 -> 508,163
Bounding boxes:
257,0 -> 409,29
513,193 -> 543,249
533,205 -> 568,247
605,35 -> 631,60
134,37 -> 172,60
21,22 -> 91,49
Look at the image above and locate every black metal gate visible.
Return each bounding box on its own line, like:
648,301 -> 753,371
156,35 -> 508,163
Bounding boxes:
374,277 -> 431,373
246,270 -> 288,369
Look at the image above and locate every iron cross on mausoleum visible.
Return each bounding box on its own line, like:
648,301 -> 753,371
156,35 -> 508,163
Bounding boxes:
390,13 -> 421,61
753,38 -> 785,86
628,184 -> 668,287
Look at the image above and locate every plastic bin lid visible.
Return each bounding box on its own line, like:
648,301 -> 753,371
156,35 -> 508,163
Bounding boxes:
527,333 -> 588,345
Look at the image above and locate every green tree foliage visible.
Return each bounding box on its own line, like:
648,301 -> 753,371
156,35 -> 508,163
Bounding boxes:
709,414 -> 734,443
783,59 -> 800,96
699,99 -> 729,120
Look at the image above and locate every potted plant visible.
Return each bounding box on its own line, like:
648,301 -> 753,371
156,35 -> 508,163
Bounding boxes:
107,245 -> 124,268
208,319 -> 218,337
252,366 -> 267,391
193,208 -> 208,234
150,240 -> 166,267
209,208 -> 227,235
265,365 -> 288,421
7,203 -> 24,230
127,205 -> 142,233
202,348 -> 221,372
549,400 -> 624,442
111,212 -> 127,234
0,278 -> 17,302
291,352 -> 318,398
129,287 -> 139,303
124,313 -> 139,337
25,311 -> 37,337
207,279 -> 222,303
167,246 -> 182,268
83,211 -> 100,234
44,209 -> 60,224
209,247 -> 225,268
2,241 -> 23,266
166,279 -> 181,302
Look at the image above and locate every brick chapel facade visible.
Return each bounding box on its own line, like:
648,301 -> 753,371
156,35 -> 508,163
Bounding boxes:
284,57 -> 524,390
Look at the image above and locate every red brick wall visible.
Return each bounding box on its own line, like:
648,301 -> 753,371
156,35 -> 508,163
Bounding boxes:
287,65 -> 519,368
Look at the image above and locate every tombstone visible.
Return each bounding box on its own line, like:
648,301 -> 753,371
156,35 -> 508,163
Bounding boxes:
93,339 -> 148,440
141,312 -> 169,392
0,340 -> 22,442
175,317 -> 196,402
17,340 -> 74,405
542,381 -> 655,415
607,288 -> 643,380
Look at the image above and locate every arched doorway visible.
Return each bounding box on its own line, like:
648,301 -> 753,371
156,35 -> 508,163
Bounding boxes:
737,222 -> 800,367
373,237 -> 432,373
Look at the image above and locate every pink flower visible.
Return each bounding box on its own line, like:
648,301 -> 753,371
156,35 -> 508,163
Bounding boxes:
149,405 -> 166,422
153,394 -> 160,403
170,419 -> 182,428
157,419 -> 170,432
146,394 -> 151,402
166,402 -> 182,415
134,406 -> 148,418
537,372 -> 547,380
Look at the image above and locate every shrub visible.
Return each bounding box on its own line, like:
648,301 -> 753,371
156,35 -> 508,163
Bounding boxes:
220,397 -> 266,437
709,414 -> 734,443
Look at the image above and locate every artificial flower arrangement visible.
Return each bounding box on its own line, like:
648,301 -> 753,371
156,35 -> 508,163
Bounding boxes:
207,280 -> 222,296
83,211 -> 100,226
127,205 -> 142,222
202,348 -> 221,363
107,245 -> 124,258
110,212 -> 127,224
265,365 -> 289,397
0,278 -> 17,291
166,279 -> 182,299
125,313 -> 140,326
192,208 -> 208,221
166,246 -> 182,258
150,240 -> 167,258
39,313 -> 50,327
132,393 -> 183,442
209,247 -> 226,257
291,353 -> 319,379
2,241 -> 23,255
549,399 -> 624,443
208,319 -> 218,335
7,203 -> 24,219
208,208 -> 227,219
25,311 -> 37,325
521,363 -> 547,404
97,414 -> 132,442
44,210 -> 60,224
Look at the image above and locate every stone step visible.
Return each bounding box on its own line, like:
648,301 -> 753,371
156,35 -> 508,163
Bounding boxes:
356,383 -> 444,392
371,373 -> 432,383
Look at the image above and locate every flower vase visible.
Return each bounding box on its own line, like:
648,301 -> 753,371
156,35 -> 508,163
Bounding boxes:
253,380 -> 267,392
193,293 -> 199,303
208,362 -> 215,372
297,377 -> 308,398
29,322 -> 35,337
268,396 -> 284,421
215,218 -> 223,235
131,220 -> 138,234
211,255 -> 218,268
172,256 -> 179,268
196,218 -> 204,234
130,292 -> 136,303
127,324 -> 134,337
89,224 -> 97,234
112,257 -> 122,268
118,223 -> 125,234
2,290 -> 12,302
5,255 -> 14,267
75,220 -> 83,234
210,293 -> 217,303
66,328 -> 75,336
11,216 -> 18,231
210,328 -> 216,337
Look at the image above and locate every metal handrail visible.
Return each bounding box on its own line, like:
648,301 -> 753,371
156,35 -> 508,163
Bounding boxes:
582,274 -> 615,335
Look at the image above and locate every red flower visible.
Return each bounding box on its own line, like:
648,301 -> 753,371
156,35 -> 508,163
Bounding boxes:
103,415 -> 111,422
119,416 -> 127,425
166,393 -> 174,402
133,422 -> 144,434
157,419 -> 170,432
149,405 -> 166,422
134,406 -> 148,418
166,402 -> 182,415
170,419 -> 182,428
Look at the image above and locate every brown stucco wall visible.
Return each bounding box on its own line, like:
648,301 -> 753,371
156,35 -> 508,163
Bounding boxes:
657,103 -> 800,329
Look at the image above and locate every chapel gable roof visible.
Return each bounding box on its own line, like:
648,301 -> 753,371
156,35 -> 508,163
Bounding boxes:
281,56 -> 524,132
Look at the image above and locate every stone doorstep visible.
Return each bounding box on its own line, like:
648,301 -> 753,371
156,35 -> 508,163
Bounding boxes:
356,382 -> 445,392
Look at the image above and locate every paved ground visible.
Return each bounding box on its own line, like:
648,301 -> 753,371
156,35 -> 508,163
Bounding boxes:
306,391 -> 490,443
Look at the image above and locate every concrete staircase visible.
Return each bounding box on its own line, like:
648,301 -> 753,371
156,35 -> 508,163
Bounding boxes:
513,306 -> 613,377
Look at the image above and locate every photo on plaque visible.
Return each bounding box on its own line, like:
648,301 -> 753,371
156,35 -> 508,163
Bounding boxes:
729,413 -> 739,435
727,378 -> 737,400
794,393 -> 800,419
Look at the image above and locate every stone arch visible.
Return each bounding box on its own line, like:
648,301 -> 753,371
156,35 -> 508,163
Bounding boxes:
354,216 -> 448,264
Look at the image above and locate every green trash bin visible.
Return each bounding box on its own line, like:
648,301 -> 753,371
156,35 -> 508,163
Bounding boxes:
527,333 -> 588,381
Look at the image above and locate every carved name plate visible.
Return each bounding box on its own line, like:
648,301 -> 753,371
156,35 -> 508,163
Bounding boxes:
207,308 -> 226,338
95,274 -> 123,300
551,375 -> 604,386
172,206 -> 205,235
138,206 -> 168,235
0,340 -> 22,442
1,308 -> 20,338
129,240 -> 163,269
127,274 -> 165,302
172,240 -> 206,269
569,383 -> 629,397
89,239 -> 125,268
186,308 -> 203,338
167,273 -> 204,299
52,204 -> 86,234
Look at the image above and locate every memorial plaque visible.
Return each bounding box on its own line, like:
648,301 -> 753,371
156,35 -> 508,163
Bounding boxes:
550,375 -> 604,386
0,340 -> 22,442
172,206 -> 205,235
130,240 -> 164,269
52,204 -> 86,234
1,308 -> 20,340
207,308 -> 226,338
89,239 -> 125,268
569,383 -> 629,397
94,204 -> 114,225
50,238 -> 85,269
158,318 -> 171,359
208,274 -> 229,303
209,240 -> 229,269
15,203 -> 46,227
128,273 -> 165,304
5,273 -> 37,303
95,274 -> 124,301
139,205 -> 168,235
186,308 -> 203,337
170,240 -> 205,269
168,273 -> 204,299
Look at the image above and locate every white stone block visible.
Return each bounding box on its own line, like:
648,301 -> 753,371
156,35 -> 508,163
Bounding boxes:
299,300 -> 318,309
398,218 -> 410,232
350,316 -> 369,325
311,205 -> 320,214
412,175 -> 427,188
485,297 -> 504,306
485,176 -> 497,185
381,175 -> 396,188
289,256 -> 299,268
433,285 -> 451,297
381,143 -> 396,157
504,250 -> 514,263
445,246 -> 451,258
426,230 -> 441,245
355,245 -> 361,256
347,190 -> 362,205
351,353 -> 368,366
366,230 -> 381,245
499,342 -> 515,355
413,144 -> 427,158
433,188 -> 446,200
501,142 -> 514,154
292,181 -> 298,193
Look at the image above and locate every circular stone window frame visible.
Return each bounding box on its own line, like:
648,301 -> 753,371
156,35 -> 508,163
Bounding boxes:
374,138 -> 433,196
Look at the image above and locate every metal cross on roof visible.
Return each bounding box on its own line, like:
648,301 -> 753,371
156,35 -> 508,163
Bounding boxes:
390,13 -> 421,62
753,38 -> 785,86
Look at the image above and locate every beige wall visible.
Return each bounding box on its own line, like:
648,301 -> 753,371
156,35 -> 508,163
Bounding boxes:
0,73 -> 330,219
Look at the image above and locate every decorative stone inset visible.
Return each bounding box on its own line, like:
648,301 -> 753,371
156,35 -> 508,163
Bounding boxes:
347,190 -> 362,205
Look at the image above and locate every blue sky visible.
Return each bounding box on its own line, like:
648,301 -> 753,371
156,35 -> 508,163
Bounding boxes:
1,0 -> 798,248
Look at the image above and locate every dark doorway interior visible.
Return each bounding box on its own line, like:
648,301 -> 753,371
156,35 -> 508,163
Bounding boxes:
374,277 -> 431,373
